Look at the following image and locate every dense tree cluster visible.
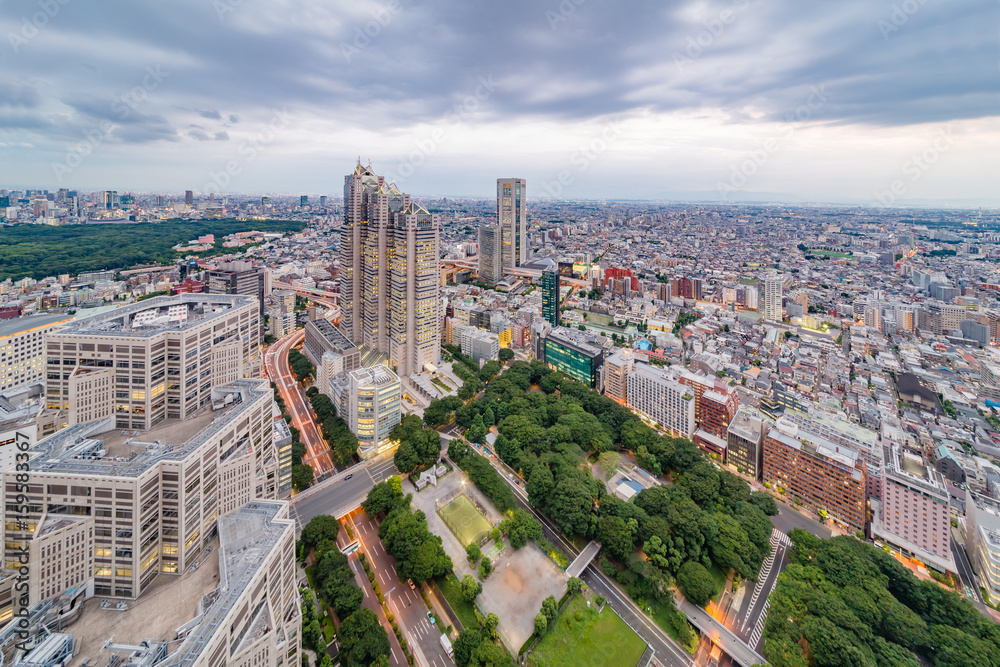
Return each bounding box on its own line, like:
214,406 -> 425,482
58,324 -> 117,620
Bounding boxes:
321,415 -> 360,468
763,530 -> 1000,667
448,440 -> 517,513
453,626 -> 514,667
314,546 -> 364,620
0,219 -> 304,281
392,414 -> 442,474
288,348 -> 314,382
423,396 -> 463,428
338,608 -> 392,667
364,479 -> 453,582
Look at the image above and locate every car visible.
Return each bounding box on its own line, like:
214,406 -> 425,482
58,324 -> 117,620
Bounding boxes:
427,612 -> 435,624
344,474 -> 353,480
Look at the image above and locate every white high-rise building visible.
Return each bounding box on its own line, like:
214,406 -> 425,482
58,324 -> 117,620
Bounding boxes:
626,364 -> 695,438
763,273 -> 784,322
497,178 -> 527,269
330,366 -> 401,458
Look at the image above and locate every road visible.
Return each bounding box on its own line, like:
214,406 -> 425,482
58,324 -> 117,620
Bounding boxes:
728,530 -> 792,652
264,328 -> 335,474
292,457 -> 399,529
770,504 -> 834,540
347,509 -> 455,667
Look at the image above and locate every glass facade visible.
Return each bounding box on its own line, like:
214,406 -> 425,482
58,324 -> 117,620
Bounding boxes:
544,338 -> 599,387
541,270 -> 560,327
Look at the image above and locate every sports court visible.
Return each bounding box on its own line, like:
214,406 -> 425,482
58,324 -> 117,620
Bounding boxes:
437,494 -> 492,547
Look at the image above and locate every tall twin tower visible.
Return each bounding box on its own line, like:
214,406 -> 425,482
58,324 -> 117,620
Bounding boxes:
478,178 -> 527,285
340,161 -> 441,376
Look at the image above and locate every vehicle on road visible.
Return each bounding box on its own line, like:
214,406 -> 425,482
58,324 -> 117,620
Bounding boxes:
440,633 -> 453,657
344,474 -> 353,480
427,611 -> 435,624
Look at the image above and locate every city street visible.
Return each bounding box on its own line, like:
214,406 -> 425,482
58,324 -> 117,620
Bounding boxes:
291,456 -> 398,529
345,510 -> 455,667
263,328 -> 335,474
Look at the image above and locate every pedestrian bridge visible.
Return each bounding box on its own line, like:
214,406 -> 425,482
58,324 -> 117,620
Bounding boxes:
566,540 -> 602,578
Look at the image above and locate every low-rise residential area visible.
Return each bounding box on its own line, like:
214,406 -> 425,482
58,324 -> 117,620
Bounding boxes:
2,176 -> 1000,667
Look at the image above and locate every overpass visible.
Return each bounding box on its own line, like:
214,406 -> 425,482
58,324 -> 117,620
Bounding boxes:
678,597 -> 767,666
566,540 -> 602,578
273,280 -> 340,302
442,259 -> 592,288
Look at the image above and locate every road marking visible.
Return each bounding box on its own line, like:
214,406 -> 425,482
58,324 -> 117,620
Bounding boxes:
379,571 -> 388,584
741,529 -> 785,631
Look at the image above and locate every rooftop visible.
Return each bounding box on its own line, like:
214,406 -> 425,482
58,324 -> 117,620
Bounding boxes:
53,293 -> 254,338
0,313 -> 72,338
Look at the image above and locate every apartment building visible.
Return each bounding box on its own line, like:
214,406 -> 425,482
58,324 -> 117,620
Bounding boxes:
726,408 -> 771,479
679,371 -> 738,457
871,446 -> 954,573
2,379 -> 280,602
603,349 -> 635,404
762,417 -> 867,530
44,294 -> 260,432
627,364 -> 695,439
0,314 -> 72,392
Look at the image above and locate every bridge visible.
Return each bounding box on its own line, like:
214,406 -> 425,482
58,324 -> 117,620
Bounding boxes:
274,280 -> 340,302
678,597 -> 767,666
566,540 -> 602,578
442,259 -> 592,289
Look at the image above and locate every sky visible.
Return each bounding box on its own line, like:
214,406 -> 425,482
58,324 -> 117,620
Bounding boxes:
0,0 -> 998,205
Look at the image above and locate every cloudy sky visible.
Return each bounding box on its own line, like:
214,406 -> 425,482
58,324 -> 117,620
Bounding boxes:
1,0 -> 997,204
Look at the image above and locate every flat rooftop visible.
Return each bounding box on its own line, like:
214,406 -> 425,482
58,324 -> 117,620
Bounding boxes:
0,313 -> 72,338
53,294 -> 254,338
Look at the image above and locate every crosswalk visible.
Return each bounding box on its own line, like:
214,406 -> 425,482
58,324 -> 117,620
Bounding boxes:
741,528 -> 791,648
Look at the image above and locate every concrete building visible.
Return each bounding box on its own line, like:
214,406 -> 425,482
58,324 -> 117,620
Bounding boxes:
341,162 -> 441,376
763,273 -> 783,322
206,260 -> 271,322
762,417 -> 867,530
603,349 -> 634,404
627,364 -> 695,439
304,319 -> 361,397
538,327 -> 607,389
541,269 -> 560,328
726,408 -> 771,479
478,225 -> 502,285
0,313 -> 72,392
330,366 -> 401,458
967,492 -> 1000,605
872,446 -> 954,573
1,379 -> 281,603
43,294 -> 261,432
497,178 -> 527,268
460,326 -> 500,365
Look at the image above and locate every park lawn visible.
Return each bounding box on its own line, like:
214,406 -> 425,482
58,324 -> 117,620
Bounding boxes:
528,592 -> 646,667
436,573 -> 480,632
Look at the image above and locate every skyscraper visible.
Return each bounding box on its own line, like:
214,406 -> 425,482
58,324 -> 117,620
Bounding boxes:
541,269 -> 560,327
341,161 -> 441,376
185,189 -> 194,205
478,225 -> 502,285
763,273 -> 784,322
497,178 -> 527,268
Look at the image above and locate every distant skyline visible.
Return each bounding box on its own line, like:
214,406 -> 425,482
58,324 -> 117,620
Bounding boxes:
0,0 -> 997,205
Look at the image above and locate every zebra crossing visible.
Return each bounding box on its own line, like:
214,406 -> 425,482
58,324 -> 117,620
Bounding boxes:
741,528 -> 792,648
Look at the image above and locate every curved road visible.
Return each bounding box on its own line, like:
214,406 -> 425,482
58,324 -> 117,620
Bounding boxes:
264,328 -> 335,474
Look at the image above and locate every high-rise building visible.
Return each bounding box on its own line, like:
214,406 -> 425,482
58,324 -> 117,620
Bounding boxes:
603,349 -> 634,404
763,273 -> 784,322
206,260 -> 271,326
103,190 -> 118,210
726,408 -> 771,480
300,195 -> 309,206
330,366 -> 401,458
541,269 -> 560,327
0,314 -> 72,392
497,178 -> 527,268
627,364 -> 695,438
184,190 -> 193,205
320,195 -> 328,207
967,492 -> 1000,605
43,294 -> 261,430
537,327 -> 607,389
341,162 -> 440,376
478,225 -> 502,285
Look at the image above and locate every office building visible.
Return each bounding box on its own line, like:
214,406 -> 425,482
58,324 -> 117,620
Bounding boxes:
330,366 -> 401,458
2,378 -> 282,604
44,294 -> 261,431
185,190 -> 194,205
763,273 -> 783,322
627,364 -> 695,438
541,269 -> 560,327
726,408 -> 771,479
206,260 -> 271,323
103,190 -> 118,210
0,313 -> 72,391
478,225 -> 502,285
967,492 -> 1000,605
927,300 -> 966,335
603,349 -> 634,404
497,178 -> 527,268
961,319 -> 989,345
538,327 -> 607,389
341,161 -> 441,376
762,417 -> 867,530
459,326 -> 499,365
871,446 -> 953,573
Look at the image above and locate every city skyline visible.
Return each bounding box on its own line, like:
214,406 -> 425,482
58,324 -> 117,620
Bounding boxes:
0,0 -> 996,204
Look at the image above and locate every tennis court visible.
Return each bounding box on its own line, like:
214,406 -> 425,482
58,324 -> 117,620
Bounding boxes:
438,495 -> 492,547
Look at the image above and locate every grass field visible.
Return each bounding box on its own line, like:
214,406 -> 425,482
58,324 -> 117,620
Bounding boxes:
528,592 -> 647,667
436,573 -> 480,631
438,495 -> 492,546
